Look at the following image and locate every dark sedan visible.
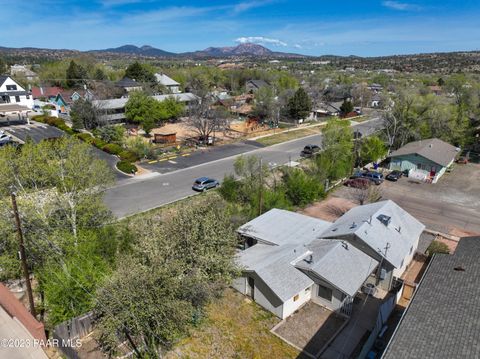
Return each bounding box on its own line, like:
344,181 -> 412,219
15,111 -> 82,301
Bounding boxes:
386,170 -> 403,181
192,177 -> 220,191
301,144 -> 320,157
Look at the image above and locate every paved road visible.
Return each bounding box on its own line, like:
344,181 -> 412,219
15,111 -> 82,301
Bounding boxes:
106,118 -> 383,217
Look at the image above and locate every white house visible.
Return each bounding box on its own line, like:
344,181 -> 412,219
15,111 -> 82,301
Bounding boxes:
10,64 -> 39,81
0,76 -> 34,109
155,73 -> 181,94
233,201 -> 425,319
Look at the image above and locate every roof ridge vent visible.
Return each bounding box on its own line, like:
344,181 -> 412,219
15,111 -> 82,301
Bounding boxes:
377,214 -> 391,227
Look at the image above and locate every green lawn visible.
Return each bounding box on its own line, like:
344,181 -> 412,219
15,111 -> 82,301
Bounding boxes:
166,289 -> 299,359
256,127 -> 324,146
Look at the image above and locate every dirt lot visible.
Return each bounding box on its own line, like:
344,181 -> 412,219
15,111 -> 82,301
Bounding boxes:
332,163 -> 480,236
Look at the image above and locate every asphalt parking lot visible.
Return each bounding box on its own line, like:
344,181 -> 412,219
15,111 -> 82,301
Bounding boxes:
1,120 -> 64,143
333,163 -> 480,235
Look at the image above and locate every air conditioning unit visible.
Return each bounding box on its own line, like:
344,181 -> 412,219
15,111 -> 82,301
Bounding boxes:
362,283 -> 377,296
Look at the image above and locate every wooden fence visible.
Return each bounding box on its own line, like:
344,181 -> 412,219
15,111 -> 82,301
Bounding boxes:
53,312 -> 94,359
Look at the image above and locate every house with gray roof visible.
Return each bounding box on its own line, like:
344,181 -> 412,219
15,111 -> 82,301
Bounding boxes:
115,77 -> 143,92
388,138 -> 459,183
382,236 -> 480,359
0,76 -> 33,109
245,79 -> 269,93
321,200 -> 425,291
233,202 -> 421,319
154,73 -> 181,93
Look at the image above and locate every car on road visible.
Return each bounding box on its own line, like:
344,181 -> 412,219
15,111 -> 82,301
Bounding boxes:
0,132 -> 12,146
301,144 -> 320,157
386,170 -> 403,181
456,156 -> 469,164
192,177 -> 220,191
344,177 -> 371,189
361,171 -> 384,185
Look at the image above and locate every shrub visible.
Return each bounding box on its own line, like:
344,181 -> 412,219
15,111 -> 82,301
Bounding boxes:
44,117 -> 66,127
117,160 -> 137,174
94,125 -> 125,144
218,175 -> 239,202
102,143 -> 123,155
283,168 -> 324,207
125,136 -> 156,160
76,132 -> 94,143
92,138 -> 107,149
427,241 -> 450,256
119,150 -> 139,162
31,115 -> 45,123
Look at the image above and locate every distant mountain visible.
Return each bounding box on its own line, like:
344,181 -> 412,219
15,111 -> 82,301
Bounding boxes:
183,43 -> 305,58
89,44 -> 176,57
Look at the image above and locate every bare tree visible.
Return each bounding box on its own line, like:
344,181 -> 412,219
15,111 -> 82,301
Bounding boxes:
187,95 -> 229,145
350,185 -> 382,205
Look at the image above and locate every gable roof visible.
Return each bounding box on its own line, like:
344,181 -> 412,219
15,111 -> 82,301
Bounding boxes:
246,79 -> 269,89
155,73 -> 180,86
93,92 -> 198,111
237,208 -> 332,246
115,77 -> 140,88
0,76 -> 8,87
382,236 -> 480,359
295,239 -> 378,297
388,138 -> 458,167
321,200 -> 425,268
31,86 -> 63,99
237,243 -> 313,302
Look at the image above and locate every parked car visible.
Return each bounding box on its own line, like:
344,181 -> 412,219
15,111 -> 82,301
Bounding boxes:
344,178 -> 371,189
386,170 -> 403,181
192,177 -> 220,191
0,132 -> 12,146
301,144 -> 320,157
361,171 -> 384,185
350,170 -> 365,179
456,156 -> 468,164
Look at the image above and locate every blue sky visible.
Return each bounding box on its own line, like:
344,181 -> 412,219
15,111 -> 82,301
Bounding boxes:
2,0 -> 480,56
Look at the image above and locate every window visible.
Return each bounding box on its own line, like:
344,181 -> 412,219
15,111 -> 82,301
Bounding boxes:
293,294 -> 299,302
15,96 -> 20,103
317,285 -> 333,301
6,85 -> 17,91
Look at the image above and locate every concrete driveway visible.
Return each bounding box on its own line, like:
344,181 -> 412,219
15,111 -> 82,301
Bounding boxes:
333,163 -> 480,235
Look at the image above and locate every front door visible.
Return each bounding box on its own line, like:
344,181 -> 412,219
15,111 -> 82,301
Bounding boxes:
430,166 -> 436,177
247,277 -> 254,300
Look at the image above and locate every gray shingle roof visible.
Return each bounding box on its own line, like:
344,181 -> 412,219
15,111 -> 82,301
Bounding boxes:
237,208 -> 332,246
155,73 -> 180,86
321,200 -> 425,268
382,236 -> 480,359
93,93 -> 198,110
115,77 -> 140,88
388,138 -> 458,167
0,76 -> 8,87
237,243 -> 313,302
246,79 -> 269,89
295,239 -> 378,297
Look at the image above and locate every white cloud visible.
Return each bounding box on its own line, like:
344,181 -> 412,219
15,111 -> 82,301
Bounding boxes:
233,0 -> 273,14
293,44 -> 303,49
382,1 -> 421,11
235,36 -> 287,46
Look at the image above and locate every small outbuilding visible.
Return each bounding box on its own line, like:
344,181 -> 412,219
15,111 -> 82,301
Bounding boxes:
388,138 -> 458,183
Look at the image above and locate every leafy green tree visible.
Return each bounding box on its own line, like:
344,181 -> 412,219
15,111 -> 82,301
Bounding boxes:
71,98 -> 100,130
360,136 -> 388,164
94,196 -> 238,357
93,68 -> 107,80
0,57 -> 6,74
66,60 -> 88,88
253,86 -> 276,120
94,125 -> 125,144
282,168 -> 324,206
125,91 -> 164,135
287,87 -> 312,120
157,97 -> 185,120
125,61 -> 155,83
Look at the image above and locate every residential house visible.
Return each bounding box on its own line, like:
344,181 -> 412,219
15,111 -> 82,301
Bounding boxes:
321,200 -> 425,291
10,64 -> 39,81
0,283 -> 48,359
388,138 -> 458,183
428,85 -> 443,96
93,92 -> 199,124
32,86 -> 95,113
0,76 -> 34,108
368,83 -> 384,93
370,93 -> 382,108
309,102 -> 340,119
115,77 -> 142,93
245,79 -> 269,93
233,201 -> 424,319
155,73 -> 181,94
382,236 -> 480,359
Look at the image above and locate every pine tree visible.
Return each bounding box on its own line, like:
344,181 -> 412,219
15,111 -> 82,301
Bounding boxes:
287,88 -> 312,120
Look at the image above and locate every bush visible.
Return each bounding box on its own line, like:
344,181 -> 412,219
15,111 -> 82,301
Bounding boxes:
76,132 -> 94,143
125,137 -> 156,160
102,143 -> 123,155
119,150 -> 139,162
31,115 -> 46,123
427,241 -> 450,256
219,175 -> 239,202
44,117 -> 66,127
94,125 -> 125,144
92,138 -> 107,149
283,168 -> 324,207
117,160 -> 137,174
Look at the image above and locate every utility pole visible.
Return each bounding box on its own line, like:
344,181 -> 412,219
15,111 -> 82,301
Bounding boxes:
11,192 -> 36,318
258,158 -> 263,216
